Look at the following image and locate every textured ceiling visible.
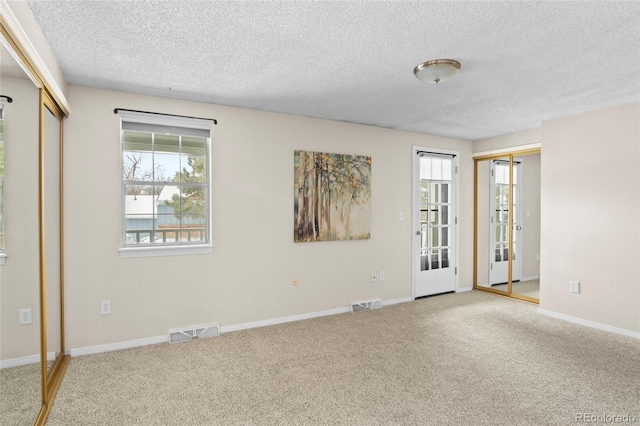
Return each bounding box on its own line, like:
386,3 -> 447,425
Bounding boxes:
26,1 -> 640,141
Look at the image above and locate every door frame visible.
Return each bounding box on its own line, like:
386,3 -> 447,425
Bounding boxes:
412,146 -> 460,299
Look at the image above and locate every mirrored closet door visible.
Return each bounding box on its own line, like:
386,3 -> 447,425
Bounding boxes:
0,33 -> 42,426
474,149 -> 540,303
0,21 -> 69,426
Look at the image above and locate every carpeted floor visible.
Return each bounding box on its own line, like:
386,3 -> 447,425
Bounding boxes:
492,279 -> 540,299
0,363 -> 41,426
45,290 -> 639,425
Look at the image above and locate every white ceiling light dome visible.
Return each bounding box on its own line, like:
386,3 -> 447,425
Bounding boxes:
414,59 -> 461,84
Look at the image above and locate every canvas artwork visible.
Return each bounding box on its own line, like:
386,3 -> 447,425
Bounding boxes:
294,150 -> 371,242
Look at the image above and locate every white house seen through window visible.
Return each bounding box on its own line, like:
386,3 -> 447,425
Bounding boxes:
120,112 -> 212,252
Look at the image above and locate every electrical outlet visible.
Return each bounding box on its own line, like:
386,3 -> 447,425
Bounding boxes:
379,270 -> 385,281
100,300 -> 111,315
370,272 -> 377,283
19,308 -> 32,325
569,281 -> 580,294
398,211 -> 404,221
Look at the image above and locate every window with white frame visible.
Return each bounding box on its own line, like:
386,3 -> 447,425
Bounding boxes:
119,111 -> 212,256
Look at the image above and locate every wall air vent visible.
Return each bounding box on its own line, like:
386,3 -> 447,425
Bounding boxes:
169,323 -> 220,344
349,299 -> 383,312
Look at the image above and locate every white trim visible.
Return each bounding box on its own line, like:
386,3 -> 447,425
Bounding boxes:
456,286 -> 473,293
220,307 -> 350,333
68,297 -> 415,357
537,309 -> 640,340
0,0 -> 71,112
0,351 -> 56,369
0,353 -> 39,369
472,143 -> 541,159
70,335 -> 168,357
0,252 -> 6,266
117,110 -> 213,130
382,297 -> 413,306
119,244 -> 213,258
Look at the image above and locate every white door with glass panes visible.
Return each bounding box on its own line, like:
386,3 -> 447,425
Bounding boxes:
489,160 -> 522,285
413,152 -> 457,298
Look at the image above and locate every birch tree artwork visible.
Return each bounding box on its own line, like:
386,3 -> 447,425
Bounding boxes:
294,150 -> 371,242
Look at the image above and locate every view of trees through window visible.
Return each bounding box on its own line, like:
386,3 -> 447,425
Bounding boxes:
122,129 -> 208,246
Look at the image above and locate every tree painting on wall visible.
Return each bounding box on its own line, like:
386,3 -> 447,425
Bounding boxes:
294,150 -> 371,242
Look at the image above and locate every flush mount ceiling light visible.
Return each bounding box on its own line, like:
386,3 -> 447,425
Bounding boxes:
414,59 -> 461,84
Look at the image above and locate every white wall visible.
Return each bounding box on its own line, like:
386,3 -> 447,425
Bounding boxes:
63,85 -> 474,350
540,102 -> 640,333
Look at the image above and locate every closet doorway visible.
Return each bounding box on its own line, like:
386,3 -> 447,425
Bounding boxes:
474,148 -> 540,303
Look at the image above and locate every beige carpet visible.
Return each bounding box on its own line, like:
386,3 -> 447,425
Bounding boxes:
46,291 -> 639,425
0,362 -> 41,426
493,279 -> 540,299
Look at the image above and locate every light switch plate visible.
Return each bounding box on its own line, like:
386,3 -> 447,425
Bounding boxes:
569,281 -> 580,294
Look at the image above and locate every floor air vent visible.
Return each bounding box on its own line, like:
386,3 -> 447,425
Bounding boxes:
350,299 -> 383,312
169,324 -> 220,344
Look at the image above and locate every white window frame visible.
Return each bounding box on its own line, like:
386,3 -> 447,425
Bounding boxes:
117,110 -> 213,258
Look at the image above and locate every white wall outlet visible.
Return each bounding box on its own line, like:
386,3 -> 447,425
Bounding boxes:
379,270 -> 385,281
370,272 -> 377,283
569,281 -> 580,294
100,300 -> 111,315
19,308 -> 32,325
398,211 -> 404,221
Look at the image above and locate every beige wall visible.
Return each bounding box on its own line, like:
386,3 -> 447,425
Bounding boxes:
540,102 -> 640,333
521,153 -> 541,279
476,159 -> 491,287
473,128 -> 541,154
474,108 -> 639,334
0,75 -> 40,360
63,85 -> 474,350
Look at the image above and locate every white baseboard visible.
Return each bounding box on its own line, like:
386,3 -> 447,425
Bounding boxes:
382,296 -> 413,306
456,286 -> 473,293
0,351 -> 57,369
68,296 -> 415,357
520,275 -> 540,282
537,309 -> 640,340
70,335 -> 168,357
0,353 -> 40,369
220,306 -> 350,333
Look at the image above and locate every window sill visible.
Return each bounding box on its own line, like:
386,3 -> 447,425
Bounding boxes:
0,252 -> 6,266
119,244 -> 213,259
